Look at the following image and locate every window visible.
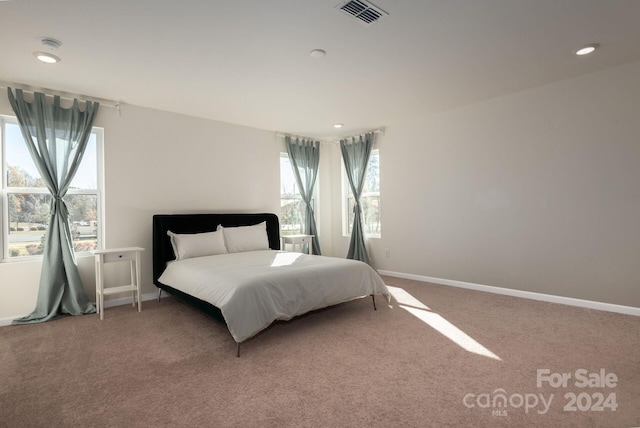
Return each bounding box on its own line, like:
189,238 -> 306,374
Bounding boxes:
280,153 -> 305,236
343,149 -> 380,237
1,116 -> 104,260
280,153 -> 319,236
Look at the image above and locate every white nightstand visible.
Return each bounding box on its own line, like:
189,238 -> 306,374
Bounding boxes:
92,247 -> 145,320
281,235 -> 314,255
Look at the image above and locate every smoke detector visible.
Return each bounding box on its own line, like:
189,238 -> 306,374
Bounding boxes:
336,0 -> 388,26
33,38 -> 62,64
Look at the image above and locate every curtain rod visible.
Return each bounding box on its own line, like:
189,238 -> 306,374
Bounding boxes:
275,127 -> 385,144
0,82 -> 123,112
274,132 -> 331,143
335,127 -> 385,142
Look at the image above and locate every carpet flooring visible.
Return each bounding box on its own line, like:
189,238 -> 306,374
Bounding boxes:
1,275 -> 639,427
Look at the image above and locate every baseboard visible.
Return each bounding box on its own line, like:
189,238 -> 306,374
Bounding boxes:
0,290 -> 165,327
378,270 -> 640,317
0,317 -> 16,327
4,275 -> 637,327
102,291 -> 161,309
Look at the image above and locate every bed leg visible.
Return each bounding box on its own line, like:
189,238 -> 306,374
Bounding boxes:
157,288 -> 162,302
372,295 -> 377,311
237,342 -> 241,358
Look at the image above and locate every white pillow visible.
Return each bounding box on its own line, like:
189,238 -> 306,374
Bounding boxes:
167,229 -> 227,260
220,221 -> 270,253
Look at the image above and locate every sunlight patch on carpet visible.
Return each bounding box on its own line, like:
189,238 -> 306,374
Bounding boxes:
386,285 -> 431,310
387,286 -> 501,361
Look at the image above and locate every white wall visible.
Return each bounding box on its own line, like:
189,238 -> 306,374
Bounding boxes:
0,99 -> 287,322
331,60 -> 640,307
2,60 -> 639,323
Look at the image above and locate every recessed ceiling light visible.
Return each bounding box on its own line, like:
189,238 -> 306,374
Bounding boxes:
310,49 -> 326,58
34,37 -> 62,63
575,43 -> 599,56
333,123 -> 343,128
33,52 -> 61,63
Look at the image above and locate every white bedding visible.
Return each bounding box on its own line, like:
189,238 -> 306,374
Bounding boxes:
158,250 -> 390,343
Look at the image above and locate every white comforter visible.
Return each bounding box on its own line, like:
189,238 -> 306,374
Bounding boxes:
158,250 -> 390,343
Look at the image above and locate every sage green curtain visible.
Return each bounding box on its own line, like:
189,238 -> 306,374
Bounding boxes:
9,88 -> 98,324
285,136 -> 322,255
340,133 -> 373,264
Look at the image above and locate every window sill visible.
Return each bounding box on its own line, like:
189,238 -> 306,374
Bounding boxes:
1,250 -> 98,263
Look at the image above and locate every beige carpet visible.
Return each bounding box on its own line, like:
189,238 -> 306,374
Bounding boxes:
1,275 -> 639,427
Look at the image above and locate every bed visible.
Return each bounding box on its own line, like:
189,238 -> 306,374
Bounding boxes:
152,213 -> 390,356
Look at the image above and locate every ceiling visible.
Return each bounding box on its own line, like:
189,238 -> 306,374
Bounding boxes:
1,0 -> 639,140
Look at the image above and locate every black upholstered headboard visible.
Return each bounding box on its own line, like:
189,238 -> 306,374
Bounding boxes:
152,213 -> 280,286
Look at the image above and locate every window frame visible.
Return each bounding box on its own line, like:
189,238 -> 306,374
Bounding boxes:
1,115 -> 105,262
342,148 -> 381,238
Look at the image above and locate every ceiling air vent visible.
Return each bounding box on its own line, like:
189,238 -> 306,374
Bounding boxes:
336,0 -> 388,26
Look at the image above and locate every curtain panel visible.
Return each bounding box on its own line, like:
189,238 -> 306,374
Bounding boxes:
284,136 -> 322,255
340,132 -> 374,264
8,88 -> 99,324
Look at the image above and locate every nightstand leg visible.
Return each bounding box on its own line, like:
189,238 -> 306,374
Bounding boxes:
130,260 -> 136,308
99,293 -> 104,320
95,257 -> 104,319
135,254 -> 142,312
